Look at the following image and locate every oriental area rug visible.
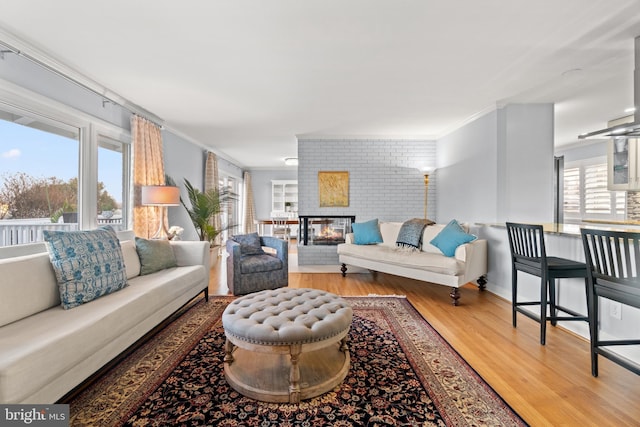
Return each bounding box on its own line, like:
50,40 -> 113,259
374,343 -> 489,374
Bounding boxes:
68,296 -> 528,426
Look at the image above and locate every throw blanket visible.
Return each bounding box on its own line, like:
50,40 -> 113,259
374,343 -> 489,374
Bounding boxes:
396,218 -> 434,249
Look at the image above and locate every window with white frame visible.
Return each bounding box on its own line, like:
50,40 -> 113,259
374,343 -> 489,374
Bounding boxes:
219,173 -> 242,241
563,157 -> 626,222
97,134 -> 130,231
0,98 -> 131,246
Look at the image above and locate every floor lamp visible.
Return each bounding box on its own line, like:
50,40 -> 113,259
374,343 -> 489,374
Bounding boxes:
423,168 -> 434,220
141,185 -> 181,239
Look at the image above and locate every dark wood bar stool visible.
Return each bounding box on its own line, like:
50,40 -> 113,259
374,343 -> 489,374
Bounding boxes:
581,228 -> 640,377
506,222 -> 589,345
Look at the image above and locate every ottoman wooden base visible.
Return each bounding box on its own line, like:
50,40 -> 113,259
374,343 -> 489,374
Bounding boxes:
222,288 -> 353,403
224,333 -> 350,403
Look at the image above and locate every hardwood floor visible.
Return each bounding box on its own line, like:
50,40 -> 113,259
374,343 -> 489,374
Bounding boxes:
210,252 -> 640,427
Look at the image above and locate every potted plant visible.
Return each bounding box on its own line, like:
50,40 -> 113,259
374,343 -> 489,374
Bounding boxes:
180,178 -> 236,249
61,200 -> 77,223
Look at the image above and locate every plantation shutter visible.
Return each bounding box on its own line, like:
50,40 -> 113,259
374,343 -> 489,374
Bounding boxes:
563,167 -> 580,215
615,192 -> 626,215
584,163 -> 611,214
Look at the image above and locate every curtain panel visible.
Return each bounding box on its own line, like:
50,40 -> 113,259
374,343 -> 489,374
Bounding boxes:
243,171 -> 257,234
205,151 -> 222,246
132,115 -> 165,238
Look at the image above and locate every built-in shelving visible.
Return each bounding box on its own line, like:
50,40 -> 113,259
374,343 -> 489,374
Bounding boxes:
271,180 -> 298,217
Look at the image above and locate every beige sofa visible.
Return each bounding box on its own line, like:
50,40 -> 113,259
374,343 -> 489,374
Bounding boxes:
0,230 -> 210,404
337,222 -> 487,305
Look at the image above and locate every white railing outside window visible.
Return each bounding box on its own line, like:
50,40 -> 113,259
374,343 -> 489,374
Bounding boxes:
0,218 -> 124,247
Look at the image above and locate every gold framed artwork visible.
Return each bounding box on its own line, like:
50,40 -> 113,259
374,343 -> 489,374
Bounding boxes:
318,171 -> 349,207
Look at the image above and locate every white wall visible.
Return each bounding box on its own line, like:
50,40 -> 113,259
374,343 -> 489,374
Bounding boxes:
298,139 -> 437,222
556,140 -> 606,162
437,103 -> 555,294
163,132 -> 206,242
249,169 -> 298,220
437,104 -> 554,225
437,110 -> 499,223
497,104 -> 555,223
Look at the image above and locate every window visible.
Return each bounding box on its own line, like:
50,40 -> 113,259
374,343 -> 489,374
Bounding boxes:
563,158 -> 625,222
0,107 -> 81,245
219,173 -> 242,240
0,98 -> 131,246
98,135 -> 130,231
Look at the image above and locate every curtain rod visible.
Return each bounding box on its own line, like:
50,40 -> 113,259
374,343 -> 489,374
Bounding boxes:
0,38 -> 164,129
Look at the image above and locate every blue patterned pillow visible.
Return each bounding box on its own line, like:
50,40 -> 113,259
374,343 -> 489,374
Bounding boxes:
232,232 -> 265,256
43,226 -> 127,309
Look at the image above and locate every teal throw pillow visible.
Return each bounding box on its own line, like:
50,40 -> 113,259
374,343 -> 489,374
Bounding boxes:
135,237 -> 178,275
352,218 -> 383,245
429,219 -> 477,257
232,232 -> 265,256
43,226 -> 127,309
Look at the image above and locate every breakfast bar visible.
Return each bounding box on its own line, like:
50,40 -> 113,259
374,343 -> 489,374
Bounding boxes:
477,222 -> 640,367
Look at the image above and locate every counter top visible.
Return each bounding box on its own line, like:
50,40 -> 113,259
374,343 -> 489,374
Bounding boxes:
479,222 -> 640,237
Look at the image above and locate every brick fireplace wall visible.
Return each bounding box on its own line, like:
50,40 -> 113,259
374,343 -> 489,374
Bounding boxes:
297,138 -> 437,264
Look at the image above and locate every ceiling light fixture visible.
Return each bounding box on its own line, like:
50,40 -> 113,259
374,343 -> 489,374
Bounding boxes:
625,107 -> 637,113
284,157 -> 298,166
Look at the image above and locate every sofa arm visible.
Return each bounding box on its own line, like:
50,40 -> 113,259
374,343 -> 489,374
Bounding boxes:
170,241 -> 210,271
345,233 -> 354,244
455,239 -> 487,280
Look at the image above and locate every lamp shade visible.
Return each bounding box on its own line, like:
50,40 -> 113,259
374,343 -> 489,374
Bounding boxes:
141,185 -> 180,206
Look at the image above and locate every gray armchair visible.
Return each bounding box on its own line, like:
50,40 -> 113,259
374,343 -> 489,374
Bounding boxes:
226,235 -> 288,295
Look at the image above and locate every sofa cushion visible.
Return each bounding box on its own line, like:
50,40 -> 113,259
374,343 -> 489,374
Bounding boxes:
338,243 -> 463,275
240,254 -> 284,274
232,232 -> 265,256
352,218 -> 383,245
379,222 -> 402,247
430,219 -> 477,257
43,226 -> 128,309
135,237 -> 178,275
421,224 -> 445,253
0,264 -> 206,404
0,252 -> 60,327
120,240 -> 141,279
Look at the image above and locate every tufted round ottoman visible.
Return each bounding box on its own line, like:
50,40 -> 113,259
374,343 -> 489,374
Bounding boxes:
222,287 -> 353,403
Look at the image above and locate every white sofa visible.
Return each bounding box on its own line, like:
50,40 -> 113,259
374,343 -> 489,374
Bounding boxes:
337,222 -> 487,305
0,230 -> 210,404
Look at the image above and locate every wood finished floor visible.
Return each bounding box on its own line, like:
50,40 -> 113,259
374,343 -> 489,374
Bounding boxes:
209,250 -> 640,427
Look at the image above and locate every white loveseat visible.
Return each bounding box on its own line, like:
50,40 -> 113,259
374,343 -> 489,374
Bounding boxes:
0,230 -> 210,404
337,221 -> 487,305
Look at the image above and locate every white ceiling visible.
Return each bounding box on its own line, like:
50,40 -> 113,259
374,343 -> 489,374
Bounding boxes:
1,1 -> 640,168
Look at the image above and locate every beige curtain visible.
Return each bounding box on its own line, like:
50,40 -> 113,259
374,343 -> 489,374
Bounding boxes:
132,115 -> 165,238
243,171 -> 257,234
205,152 -> 221,246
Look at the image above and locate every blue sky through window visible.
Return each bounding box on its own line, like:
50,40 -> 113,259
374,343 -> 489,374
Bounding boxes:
0,120 -> 122,204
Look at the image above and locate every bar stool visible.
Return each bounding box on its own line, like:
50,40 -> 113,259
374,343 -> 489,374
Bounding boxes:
506,222 -> 589,345
581,228 -> 640,377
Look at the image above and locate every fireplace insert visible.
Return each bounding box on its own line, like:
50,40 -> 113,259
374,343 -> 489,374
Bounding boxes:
298,215 -> 356,246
